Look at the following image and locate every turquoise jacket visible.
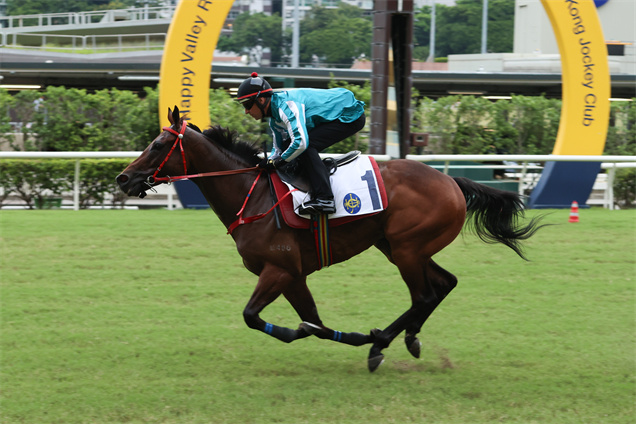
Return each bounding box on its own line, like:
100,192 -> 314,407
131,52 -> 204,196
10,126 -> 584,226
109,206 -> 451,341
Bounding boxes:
268,88 -> 365,161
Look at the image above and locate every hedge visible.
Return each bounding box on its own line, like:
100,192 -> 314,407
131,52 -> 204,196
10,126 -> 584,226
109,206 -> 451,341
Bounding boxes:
0,159 -> 131,209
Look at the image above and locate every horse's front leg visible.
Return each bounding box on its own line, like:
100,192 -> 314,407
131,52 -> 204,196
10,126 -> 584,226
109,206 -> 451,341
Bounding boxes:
243,264 -> 314,343
283,279 -> 373,347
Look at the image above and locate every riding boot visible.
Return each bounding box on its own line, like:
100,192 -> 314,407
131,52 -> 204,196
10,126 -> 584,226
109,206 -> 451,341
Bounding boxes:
297,147 -> 335,215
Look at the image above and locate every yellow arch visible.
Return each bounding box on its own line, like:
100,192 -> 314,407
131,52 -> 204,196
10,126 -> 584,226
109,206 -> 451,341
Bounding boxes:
541,0 -> 610,155
158,0 -> 609,156
159,0 -> 235,129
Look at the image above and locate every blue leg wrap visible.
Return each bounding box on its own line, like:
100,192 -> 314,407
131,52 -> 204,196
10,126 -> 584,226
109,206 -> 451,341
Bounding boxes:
264,322 -> 274,335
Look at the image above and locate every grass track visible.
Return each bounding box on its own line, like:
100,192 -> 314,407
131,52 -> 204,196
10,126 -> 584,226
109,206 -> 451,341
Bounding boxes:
1,208 -> 634,423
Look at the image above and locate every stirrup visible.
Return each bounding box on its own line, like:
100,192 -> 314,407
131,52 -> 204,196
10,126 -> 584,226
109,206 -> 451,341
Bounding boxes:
298,198 -> 336,215
323,150 -> 361,174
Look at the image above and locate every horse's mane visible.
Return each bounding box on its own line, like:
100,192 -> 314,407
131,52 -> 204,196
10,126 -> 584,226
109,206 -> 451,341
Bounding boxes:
188,123 -> 261,166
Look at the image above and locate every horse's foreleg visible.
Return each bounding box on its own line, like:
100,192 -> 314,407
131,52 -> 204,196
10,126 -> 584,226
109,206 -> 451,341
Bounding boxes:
283,281 -> 373,347
243,266 -> 314,343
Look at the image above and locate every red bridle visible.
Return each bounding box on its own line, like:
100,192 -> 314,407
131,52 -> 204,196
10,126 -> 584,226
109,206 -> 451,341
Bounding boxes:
146,121 -> 188,185
145,120 -> 258,186
142,120 -> 295,234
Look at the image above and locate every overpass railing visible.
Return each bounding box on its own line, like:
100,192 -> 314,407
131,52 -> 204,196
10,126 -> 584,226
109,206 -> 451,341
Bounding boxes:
0,31 -> 167,51
1,152 -> 635,211
0,6 -> 174,31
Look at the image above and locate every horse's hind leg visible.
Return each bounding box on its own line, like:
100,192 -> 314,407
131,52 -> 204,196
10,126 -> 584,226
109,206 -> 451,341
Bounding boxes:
404,259 -> 457,358
367,256 -> 457,371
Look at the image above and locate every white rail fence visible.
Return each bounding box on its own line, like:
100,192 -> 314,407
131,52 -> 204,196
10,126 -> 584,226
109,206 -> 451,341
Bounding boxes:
1,152 -> 635,211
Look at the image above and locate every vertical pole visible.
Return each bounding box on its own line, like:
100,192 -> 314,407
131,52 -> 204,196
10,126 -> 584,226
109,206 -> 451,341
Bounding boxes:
427,0 -> 436,62
481,0 -> 488,54
606,165 -> 616,210
519,161 -> 528,196
369,1 -> 391,155
74,160 -> 80,211
168,188 -> 174,210
291,0 -> 299,68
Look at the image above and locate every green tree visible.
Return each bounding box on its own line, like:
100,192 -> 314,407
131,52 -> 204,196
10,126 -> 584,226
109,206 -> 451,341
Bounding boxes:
429,0 -> 514,58
0,89 -> 15,148
10,90 -> 46,151
505,95 -> 561,155
486,0 -> 515,53
6,0 -> 161,15
208,88 -> 268,146
217,12 -> 284,65
132,86 -> 161,148
605,99 -> 636,156
299,5 -> 372,67
413,6 -> 432,61
29,86 -> 94,151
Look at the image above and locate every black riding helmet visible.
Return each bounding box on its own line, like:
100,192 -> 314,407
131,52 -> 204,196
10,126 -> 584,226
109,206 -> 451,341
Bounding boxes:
236,72 -> 273,113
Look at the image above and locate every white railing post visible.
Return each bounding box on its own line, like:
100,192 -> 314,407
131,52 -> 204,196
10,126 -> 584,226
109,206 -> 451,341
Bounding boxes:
606,165 -> 616,210
519,161 -> 528,196
74,159 -> 80,211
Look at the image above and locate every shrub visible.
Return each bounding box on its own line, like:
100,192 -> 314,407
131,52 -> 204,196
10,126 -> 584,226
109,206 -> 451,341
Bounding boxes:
0,159 -> 132,209
1,159 -> 74,209
613,168 -> 636,209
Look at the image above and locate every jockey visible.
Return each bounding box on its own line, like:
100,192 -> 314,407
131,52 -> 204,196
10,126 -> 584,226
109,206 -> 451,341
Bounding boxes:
236,72 -> 366,215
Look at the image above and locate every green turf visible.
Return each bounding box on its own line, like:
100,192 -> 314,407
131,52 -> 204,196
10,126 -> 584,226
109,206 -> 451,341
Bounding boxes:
1,208 -> 634,423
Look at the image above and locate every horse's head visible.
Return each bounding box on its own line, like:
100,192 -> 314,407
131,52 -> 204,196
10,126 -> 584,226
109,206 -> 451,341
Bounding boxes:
117,106 -> 190,198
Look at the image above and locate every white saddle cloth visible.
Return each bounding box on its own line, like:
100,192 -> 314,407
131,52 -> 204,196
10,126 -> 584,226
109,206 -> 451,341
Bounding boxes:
284,155 -> 386,218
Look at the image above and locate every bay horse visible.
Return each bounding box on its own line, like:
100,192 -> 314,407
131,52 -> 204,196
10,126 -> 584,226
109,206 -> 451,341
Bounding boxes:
117,107 -> 543,372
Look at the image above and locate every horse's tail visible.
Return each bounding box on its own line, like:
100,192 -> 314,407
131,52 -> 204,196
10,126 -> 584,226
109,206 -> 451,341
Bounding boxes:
453,177 -> 545,260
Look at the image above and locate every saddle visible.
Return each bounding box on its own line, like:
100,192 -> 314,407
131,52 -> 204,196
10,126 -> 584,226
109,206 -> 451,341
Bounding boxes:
275,150 -> 361,193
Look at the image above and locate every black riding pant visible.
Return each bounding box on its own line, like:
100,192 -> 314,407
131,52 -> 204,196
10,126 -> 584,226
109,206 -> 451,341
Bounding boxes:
297,115 -> 365,199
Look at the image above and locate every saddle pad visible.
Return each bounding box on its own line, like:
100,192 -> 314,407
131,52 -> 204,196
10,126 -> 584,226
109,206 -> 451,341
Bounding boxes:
271,156 -> 388,229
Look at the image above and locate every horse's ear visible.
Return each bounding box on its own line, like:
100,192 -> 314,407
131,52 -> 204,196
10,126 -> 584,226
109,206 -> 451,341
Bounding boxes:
168,106 -> 180,126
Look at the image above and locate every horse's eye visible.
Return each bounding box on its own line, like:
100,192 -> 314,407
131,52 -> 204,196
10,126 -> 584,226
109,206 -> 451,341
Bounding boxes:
151,141 -> 164,151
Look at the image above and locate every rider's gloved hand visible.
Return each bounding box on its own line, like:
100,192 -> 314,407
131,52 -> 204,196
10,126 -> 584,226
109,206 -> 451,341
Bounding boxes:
258,157 -> 285,170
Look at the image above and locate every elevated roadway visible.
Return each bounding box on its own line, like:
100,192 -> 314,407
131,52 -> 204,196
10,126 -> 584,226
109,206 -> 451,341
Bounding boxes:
1,49 -> 635,99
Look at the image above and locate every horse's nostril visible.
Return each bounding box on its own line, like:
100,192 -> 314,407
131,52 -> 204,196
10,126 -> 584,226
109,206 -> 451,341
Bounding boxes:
116,174 -> 129,184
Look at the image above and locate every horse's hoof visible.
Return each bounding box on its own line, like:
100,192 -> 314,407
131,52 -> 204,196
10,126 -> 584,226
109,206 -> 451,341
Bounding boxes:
368,354 -> 385,372
405,334 -> 421,359
299,321 -> 321,336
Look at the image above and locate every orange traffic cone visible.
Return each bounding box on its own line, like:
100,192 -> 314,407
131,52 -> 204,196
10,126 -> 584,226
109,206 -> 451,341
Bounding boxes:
568,201 -> 579,223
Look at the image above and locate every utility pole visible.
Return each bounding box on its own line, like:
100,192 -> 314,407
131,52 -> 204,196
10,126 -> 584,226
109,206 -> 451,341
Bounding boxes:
291,0 -> 300,67
426,0 -> 436,62
481,0 -> 488,54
